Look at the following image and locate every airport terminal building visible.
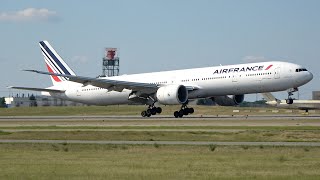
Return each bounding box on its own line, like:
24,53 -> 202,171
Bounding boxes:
5,95 -> 86,108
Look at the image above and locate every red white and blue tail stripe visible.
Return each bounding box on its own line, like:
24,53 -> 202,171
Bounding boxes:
39,41 -> 76,85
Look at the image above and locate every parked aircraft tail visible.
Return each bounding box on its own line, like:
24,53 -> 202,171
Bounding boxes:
261,92 -> 282,104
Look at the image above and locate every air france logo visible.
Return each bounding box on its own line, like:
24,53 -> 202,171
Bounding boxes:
213,64 -> 273,74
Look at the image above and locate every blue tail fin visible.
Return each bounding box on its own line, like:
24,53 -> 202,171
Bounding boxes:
39,41 -> 76,85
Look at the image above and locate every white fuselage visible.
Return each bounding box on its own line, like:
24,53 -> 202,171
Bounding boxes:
46,61 -> 313,105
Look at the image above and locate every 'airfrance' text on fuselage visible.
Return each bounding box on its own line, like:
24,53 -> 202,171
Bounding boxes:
213,65 -> 273,74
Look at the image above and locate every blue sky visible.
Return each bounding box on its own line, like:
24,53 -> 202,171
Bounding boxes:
1,0 -> 320,101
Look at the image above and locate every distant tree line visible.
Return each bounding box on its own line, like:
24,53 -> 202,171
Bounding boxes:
29,94 -> 38,107
0,97 -> 6,108
196,98 -> 267,107
197,98 -> 215,106
239,100 -> 267,107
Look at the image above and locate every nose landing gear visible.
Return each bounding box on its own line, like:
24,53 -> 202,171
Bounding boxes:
286,88 -> 298,104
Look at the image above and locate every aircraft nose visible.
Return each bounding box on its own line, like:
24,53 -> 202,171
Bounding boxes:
307,71 -> 313,82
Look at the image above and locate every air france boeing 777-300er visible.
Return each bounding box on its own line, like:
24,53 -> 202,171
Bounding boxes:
9,41 -> 313,117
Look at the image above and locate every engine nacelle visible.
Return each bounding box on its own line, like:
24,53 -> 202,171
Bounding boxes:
156,85 -> 188,105
212,95 -> 245,106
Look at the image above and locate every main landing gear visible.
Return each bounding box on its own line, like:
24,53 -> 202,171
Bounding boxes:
173,105 -> 194,118
141,105 -> 162,117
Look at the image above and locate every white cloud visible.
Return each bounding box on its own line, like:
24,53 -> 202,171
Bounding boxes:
70,55 -> 89,63
242,55 -> 270,63
0,8 -> 60,22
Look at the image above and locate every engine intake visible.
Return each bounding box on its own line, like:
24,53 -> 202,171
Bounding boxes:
156,85 -> 188,105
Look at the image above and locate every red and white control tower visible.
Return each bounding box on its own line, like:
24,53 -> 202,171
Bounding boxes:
102,48 -> 119,77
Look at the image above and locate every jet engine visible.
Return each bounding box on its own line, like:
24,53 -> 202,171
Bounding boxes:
212,95 -> 245,106
156,85 -> 188,105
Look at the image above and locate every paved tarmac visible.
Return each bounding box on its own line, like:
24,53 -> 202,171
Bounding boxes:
1,114 -> 320,121
1,139 -> 320,146
1,129 -> 245,132
0,115 -> 319,127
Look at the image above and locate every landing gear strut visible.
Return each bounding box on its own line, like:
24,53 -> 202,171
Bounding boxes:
173,104 -> 194,118
141,105 -> 162,117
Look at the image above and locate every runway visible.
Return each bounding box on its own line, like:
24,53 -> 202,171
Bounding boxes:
1,139 -> 320,146
0,115 -> 320,127
1,114 -> 320,120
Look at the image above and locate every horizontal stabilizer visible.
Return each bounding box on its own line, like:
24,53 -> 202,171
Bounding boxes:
7,86 -> 65,93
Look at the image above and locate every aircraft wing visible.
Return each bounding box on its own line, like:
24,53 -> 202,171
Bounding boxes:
24,70 -> 199,93
8,86 -> 65,93
24,70 -> 200,94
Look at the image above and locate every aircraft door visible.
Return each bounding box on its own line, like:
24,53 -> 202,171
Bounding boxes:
232,73 -> 241,93
76,89 -> 81,96
274,67 -> 280,79
170,75 -> 179,84
232,74 -> 238,82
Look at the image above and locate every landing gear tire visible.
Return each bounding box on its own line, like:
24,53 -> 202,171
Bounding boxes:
150,108 -> 157,115
174,111 -> 179,118
141,111 -> 147,117
184,108 -> 194,114
183,109 -> 189,115
156,107 -> 162,114
179,110 -> 184,118
286,98 -> 293,104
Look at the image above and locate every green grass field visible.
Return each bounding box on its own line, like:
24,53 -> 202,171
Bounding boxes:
1,125 -> 320,130
0,143 -> 319,180
1,106 -> 320,179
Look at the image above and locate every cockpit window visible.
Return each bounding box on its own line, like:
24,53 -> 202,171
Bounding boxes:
295,68 -> 307,72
